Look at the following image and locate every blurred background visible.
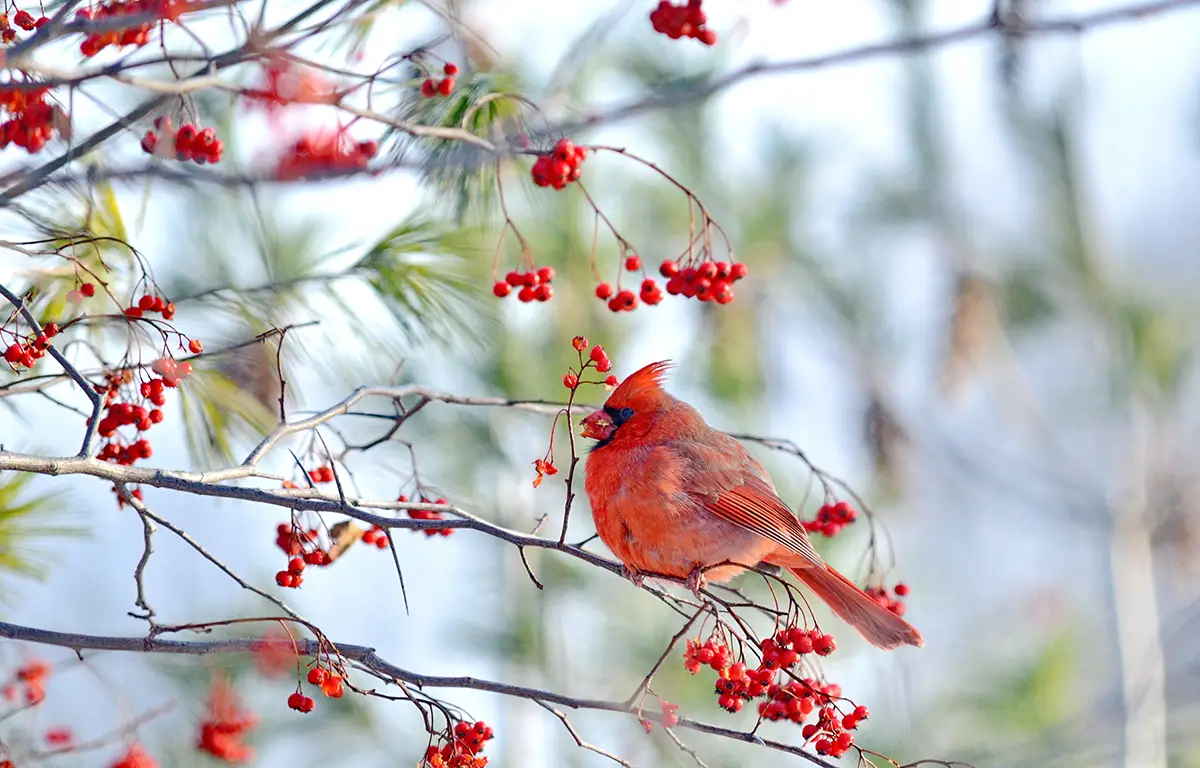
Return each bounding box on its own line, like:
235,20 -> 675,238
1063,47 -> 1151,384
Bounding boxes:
2,0 -> 1200,765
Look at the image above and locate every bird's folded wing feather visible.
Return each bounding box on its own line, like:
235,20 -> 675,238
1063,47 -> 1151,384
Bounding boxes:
669,440 -> 825,568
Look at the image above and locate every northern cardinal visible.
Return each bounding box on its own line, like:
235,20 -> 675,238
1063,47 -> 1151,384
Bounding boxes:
580,361 -> 924,650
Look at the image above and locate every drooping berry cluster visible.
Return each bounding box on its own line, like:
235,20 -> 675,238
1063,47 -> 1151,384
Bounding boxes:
92,359 -> 193,472
682,624 -> 862,757
0,84 -> 61,154
403,495 -> 454,537
122,291 -> 177,319
2,9 -> 49,43
275,555 -> 307,589
531,457 -> 558,488
287,664 -> 346,714
533,338 -> 617,486
420,63 -> 458,98
307,465 -> 335,484
802,500 -> 858,537
197,678 -> 257,763
865,582 -> 909,617
2,659 -> 50,706
530,138 -> 587,190
593,258 -> 748,312
75,0 -> 188,57
492,266 -> 555,302
276,131 -> 378,180
3,321 -> 58,370
110,744 -> 158,768
650,0 -> 717,45
141,117 -> 223,165
361,525 -> 390,549
274,523 -> 333,567
421,721 -> 495,768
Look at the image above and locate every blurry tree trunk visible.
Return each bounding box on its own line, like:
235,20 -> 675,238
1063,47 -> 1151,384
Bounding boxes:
1110,403 -> 1166,768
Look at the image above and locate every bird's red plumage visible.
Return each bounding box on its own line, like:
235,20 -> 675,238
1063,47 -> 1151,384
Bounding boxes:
583,361 -> 924,650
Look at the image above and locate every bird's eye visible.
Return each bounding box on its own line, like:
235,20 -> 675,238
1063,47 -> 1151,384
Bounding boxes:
618,407 -> 634,422
603,404 -> 635,427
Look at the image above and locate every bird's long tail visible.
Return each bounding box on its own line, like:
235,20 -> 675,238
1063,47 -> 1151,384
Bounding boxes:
785,563 -> 924,650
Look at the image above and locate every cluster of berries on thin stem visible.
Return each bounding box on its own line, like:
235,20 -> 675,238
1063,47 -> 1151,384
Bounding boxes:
594,257 -> 748,312
361,525 -> 390,549
682,624 -> 864,757
197,676 -> 257,763
141,116 -> 223,165
3,320 -> 59,370
122,290 -> 177,320
650,0 -> 717,45
276,130 -> 378,180
402,494 -> 454,537
420,62 -> 458,98
0,84 -> 62,154
802,500 -> 857,537
1,9 -> 49,45
92,354 -> 195,477
421,721 -> 495,768
288,662 -> 346,714
533,337 -> 619,488
493,265 -> 555,302
274,522 -> 333,569
75,0 -> 201,56
865,582 -> 909,617
530,138 -> 588,190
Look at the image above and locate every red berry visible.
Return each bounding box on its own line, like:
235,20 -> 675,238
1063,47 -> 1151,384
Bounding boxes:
605,375 -> 618,386
563,373 -> 579,389
517,286 -> 535,303
443,62 -> 459,75
537,266 -> 556,283
624,255 -> 642,271
534,283 -> 553,302
894,583 -> 909,596
730,262 -> 748,280
420,78 -> 436,97
124,307 -> 142,318
505,271 -> 522,286
437,77 -> 455,96
287,691 -> 308,711
659,260 -> 679,277
492,282 -> 511,298
589,345 -> 607,363
595,359 -> 612,373
80,282 -> 96,297
275,570 -> 294,587
572,335 -> 589,352
307,667 -> 328,685
595,282 -> 614,300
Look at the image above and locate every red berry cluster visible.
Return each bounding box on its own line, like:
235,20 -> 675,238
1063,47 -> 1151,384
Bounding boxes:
287,665 -> 346,713
759,678 -> 838,724
660,258 -> 747,303
196,679 -> 257,763
307,465 -> 335,483
3,321 -> 58,370
141,117 -> 223,164
274,555 -> 307,589
3,10 -> 49,42
3,659 -> 50,706
361,525 -> 390,549
492,266 -> 554,302
865,582 -> 909,616
66,281 -> 97,303
274,523 -> 332,566
530,138 -> 587,190
76,0 -> 179,57
123,291 -> 177,319
276,132 -> 377,180
684,627 -> 838,715
92,359 -> 192,473
802,500 -> 857,537
0,84 -> 60,154
403,495 -> 453,537
420,63 -> 458,97
650,0 -> 717,45
422,721 -> 495,768
244,60 -> 335,113
110,744 -> 158,768
803,702 -> 868,758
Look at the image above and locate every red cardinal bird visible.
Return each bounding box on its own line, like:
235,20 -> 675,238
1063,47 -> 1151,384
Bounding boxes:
580,361 -> 923,650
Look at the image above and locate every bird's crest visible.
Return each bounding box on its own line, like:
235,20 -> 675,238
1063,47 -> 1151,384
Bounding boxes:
604,360 -> 674,411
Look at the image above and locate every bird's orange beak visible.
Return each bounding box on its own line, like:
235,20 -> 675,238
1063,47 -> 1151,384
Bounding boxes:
580,409 -> 615,441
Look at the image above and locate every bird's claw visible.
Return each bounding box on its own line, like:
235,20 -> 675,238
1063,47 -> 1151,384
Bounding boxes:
622,565 -> 646,588
684,567 -> 708,599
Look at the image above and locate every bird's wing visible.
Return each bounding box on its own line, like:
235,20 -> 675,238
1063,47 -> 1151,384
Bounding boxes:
669,438 -> 825,568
